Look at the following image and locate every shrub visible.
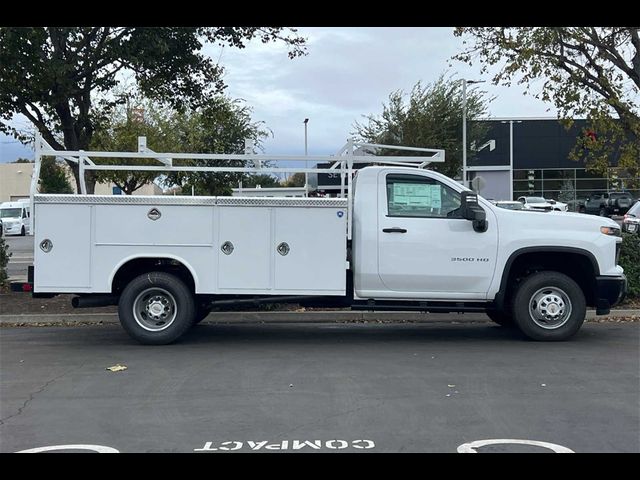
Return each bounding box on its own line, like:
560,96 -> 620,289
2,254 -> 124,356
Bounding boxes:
619,233 -> 640,299
0,235 -> 11,290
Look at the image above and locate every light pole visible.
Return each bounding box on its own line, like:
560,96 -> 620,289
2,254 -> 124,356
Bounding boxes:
303,118 -> 309,196
501,120 -> 522,200
462,79 -> 485,189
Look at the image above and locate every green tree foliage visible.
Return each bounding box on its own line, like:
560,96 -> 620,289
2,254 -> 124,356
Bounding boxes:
12,158 -> 32,163
39,158 -> 73,194
453,27 -> 640,187
164,96 -> 271,196
0,27 -> 306,193
354,75 -> 492,179
243,174 -> 281,188
91,93 -> 270,195
90,92 -> 177,194
620,233 -> 640,299
0,235 -> 10,290
282,172 -> 306,187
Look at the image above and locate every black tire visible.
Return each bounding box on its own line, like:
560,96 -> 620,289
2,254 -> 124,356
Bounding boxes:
118,271 -> 195,345
599,207 -> 607,217
511,271 -> 586,341
486,309 -> 514,327
578,206 -> 586,213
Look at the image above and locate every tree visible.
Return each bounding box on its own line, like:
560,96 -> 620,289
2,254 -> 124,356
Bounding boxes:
165,96 -> 271,196
0,27 -> 306,193
354,75 -> 492,179
453,27 -> 640,187
90,91 -> 178,195
12,158 -> 32,163
282,172 -> 306,187
91,89 -> 270,195
39,158 -> 73,194
243,174 -> 281,188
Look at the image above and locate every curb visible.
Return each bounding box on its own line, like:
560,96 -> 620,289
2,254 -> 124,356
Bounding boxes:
0,309 -> 638,325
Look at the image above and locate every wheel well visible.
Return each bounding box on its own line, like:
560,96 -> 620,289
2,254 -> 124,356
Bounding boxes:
111,258 -> 196,295
500,251 -> 597,307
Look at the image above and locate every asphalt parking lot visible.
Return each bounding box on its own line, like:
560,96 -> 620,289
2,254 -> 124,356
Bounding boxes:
1,321 -> 638,453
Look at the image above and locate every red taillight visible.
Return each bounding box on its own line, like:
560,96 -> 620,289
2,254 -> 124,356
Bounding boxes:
22,283 -> 32,292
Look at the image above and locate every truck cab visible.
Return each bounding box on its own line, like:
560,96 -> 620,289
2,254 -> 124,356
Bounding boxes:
352,167 -> 626,340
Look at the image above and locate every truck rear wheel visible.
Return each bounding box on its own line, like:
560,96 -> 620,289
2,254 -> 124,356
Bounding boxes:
511,271 -> 586,341
118,271 -> 195,345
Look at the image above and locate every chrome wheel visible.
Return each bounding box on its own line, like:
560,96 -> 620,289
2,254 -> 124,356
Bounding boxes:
132,287 -> 177,332
528,286 -> 572,330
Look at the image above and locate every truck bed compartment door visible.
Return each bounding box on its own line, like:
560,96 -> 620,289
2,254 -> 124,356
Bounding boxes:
217,207 -> 271,290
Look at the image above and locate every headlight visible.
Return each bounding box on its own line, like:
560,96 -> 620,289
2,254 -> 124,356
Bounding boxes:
600,226 -> 621,236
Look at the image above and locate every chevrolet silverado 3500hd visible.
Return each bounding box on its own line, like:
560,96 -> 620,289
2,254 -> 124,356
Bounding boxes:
26,135 -> 627,344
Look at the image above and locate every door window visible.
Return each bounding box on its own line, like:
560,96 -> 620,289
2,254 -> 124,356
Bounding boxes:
386,174 -> 462,218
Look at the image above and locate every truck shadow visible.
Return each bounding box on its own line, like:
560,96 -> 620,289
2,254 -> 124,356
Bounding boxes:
178,322 -> 530,345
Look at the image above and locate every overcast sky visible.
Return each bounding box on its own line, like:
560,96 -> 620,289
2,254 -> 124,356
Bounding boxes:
0,27 -> 558,162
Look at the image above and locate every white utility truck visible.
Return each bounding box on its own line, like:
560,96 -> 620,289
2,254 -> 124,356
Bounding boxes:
25,135 -> 627,344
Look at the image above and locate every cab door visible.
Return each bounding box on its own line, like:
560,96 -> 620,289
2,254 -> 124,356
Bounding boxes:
377,171 -> 498,300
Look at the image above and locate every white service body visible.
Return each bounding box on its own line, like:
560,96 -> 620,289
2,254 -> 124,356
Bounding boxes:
33,196 -> 347,295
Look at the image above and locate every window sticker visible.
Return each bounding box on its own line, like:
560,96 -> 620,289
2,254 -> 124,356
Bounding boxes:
392,183 -> 441,209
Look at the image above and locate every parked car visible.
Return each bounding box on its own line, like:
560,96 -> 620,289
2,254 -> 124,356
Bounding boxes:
516,196 -> 567,212
583,192 -> 635,217
568,198 -> 588,213
491,200 -> 525,210
622,201 -> 640,234
546,199 -> 569,211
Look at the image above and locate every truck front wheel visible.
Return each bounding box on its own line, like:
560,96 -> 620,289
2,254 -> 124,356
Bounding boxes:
118,272 -> 195,345
511,271 -> 586,341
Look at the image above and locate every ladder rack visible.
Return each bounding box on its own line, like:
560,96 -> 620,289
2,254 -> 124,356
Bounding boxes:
31,133 -> 445,240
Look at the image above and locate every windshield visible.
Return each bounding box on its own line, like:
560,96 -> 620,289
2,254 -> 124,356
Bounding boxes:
526,197 -> 546,204
610,193 -> 631,198
0,208 -> 21,218
628,201 -> 640,216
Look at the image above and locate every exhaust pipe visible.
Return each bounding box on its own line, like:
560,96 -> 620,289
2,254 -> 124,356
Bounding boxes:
72,295 -> 119,308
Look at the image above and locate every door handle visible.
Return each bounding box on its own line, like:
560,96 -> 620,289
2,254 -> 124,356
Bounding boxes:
382,227 -> 407,233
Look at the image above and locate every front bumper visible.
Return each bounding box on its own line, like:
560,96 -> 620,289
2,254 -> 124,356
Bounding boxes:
594,275 -> 627,315
3,223 -> 22,235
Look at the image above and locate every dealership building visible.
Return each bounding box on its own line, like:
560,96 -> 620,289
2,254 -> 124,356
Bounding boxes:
315,118 -> 639,207
466,118 -> 638,204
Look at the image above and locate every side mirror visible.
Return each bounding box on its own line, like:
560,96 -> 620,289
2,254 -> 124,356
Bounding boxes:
461,191 -> 488,233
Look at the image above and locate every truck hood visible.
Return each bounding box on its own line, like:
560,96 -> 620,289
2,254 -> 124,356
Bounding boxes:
491,206 -> 619,231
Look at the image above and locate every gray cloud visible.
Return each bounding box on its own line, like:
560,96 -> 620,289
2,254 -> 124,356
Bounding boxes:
215,27 -> 558,155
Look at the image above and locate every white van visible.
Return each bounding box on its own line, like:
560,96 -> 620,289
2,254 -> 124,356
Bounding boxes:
0,200 -> 31,236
